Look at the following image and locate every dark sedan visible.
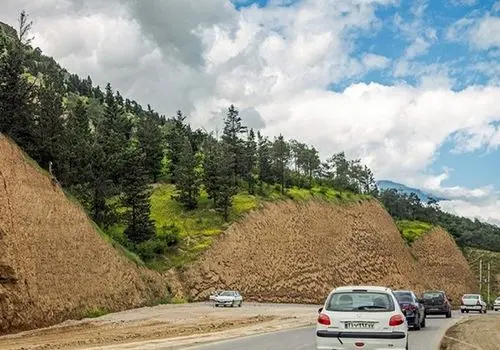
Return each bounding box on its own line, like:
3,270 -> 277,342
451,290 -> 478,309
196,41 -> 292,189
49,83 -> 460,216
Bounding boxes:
394,290 -> 426,330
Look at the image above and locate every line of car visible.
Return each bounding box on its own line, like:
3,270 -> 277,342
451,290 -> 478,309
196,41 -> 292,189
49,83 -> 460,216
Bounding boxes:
207,286 -> 499,349
315,286 -> 496,350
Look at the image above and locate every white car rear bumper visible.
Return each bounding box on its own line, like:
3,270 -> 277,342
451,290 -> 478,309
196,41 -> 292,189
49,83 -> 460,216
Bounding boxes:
316,330 -> 407,350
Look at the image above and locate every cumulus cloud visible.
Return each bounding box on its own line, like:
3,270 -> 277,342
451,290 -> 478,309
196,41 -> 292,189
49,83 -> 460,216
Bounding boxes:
447,13 -> 500,50
2,0 -> 500,224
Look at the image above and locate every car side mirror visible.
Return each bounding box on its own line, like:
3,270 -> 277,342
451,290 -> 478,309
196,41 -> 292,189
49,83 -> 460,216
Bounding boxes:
318,307 -> 323,314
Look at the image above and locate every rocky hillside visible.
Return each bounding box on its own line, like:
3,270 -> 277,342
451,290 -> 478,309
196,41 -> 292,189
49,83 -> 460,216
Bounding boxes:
0,134 -> 169,335
181,200 -> 477,304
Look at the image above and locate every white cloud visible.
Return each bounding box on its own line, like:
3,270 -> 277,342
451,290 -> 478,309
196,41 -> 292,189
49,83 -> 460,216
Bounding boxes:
361,53 -> 391,69
450,124 -> 500,154
440,199 -> 500,226
447,14 -> 500,50
449,0 -> 477,6
2,0 -> 500,225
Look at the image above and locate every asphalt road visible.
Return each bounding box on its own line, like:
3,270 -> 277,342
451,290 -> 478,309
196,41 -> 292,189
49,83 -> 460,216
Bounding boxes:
186,311 -> 466,350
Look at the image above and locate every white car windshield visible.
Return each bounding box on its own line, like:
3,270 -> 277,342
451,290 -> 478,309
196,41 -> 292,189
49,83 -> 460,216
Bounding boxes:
220,291 -> 234,296
326,292 -> 395,312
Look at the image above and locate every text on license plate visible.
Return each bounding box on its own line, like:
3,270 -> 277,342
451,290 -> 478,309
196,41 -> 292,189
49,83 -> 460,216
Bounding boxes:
344,321 -> 375,329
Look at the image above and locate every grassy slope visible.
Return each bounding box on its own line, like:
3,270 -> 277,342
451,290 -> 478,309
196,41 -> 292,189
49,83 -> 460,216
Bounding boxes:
107,183 -> 370,270
396,220 -> 433,244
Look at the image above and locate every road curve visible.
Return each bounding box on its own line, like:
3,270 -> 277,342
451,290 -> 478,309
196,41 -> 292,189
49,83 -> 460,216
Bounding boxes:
185,311 -> 469,350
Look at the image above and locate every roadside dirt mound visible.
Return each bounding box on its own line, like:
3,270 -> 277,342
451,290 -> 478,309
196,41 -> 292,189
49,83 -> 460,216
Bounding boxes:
411,228 -> 477,302
0,134 -> 168,335
182,200 -> 475,304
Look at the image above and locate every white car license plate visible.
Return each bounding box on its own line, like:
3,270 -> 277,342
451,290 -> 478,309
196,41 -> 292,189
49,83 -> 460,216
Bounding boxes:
344,321 -> 375,329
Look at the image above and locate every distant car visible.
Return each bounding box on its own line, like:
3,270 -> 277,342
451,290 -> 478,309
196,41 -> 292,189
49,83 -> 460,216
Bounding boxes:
213,290 -> 243,307
315,286 -> 408,350
460,294 -> 487,313
494,297 -> 500,311
208,290 -> 222,301
393,290 -> 426,330
421,290 -> 452,318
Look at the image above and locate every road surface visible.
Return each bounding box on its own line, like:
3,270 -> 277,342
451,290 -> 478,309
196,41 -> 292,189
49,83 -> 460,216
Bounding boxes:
185,311 -> 467,350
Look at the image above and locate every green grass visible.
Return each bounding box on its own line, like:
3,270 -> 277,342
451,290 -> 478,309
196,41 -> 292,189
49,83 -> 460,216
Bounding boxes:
77,307 -> 108,319
106,183 -> 370,270
396,220 -> 433,244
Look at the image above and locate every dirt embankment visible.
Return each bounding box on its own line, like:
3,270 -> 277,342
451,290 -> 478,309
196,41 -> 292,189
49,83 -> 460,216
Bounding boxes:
181,200 -> 477,304
0,134 -> 168,335
440,314 -> 500,350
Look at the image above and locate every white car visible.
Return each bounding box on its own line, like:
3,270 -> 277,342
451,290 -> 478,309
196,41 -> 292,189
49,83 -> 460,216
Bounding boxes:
493,297 -> 500,311
316,286 -> 408,350
213,290 -> 243,307
460,294 -> 487,313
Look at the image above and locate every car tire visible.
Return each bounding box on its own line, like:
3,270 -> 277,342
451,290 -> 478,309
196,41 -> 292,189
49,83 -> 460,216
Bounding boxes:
446,310 -> 451,318
421,315 -> 426,328
414,315 -> 421,330
484,309 -> 487,314
460,309 -> 464,313
238,301 -> 242,307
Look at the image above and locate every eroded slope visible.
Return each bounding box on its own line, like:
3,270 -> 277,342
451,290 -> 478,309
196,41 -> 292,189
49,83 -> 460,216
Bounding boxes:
0,134 -> 168,334
182,200 -> 476,303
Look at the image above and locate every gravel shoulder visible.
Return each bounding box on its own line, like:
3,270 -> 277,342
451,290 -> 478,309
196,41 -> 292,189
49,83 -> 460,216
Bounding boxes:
440,313 -> 500,350
0,302 -> 319,350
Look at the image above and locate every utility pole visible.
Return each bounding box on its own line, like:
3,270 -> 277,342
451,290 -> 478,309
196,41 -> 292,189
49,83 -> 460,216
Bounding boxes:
487,261 -> 491,308
479,259 -> 482,293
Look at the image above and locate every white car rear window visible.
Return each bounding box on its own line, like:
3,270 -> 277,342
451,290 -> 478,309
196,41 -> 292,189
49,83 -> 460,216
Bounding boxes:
326,292 -> 395,312
463,295 -> 479,299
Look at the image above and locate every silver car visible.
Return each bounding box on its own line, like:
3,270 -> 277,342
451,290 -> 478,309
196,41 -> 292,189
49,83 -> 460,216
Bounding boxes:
494,297 -> 500,311
213,290 -> 243,307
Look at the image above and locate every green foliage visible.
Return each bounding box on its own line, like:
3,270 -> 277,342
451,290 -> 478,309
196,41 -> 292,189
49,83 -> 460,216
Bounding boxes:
121,146 -> 155,245
378,189 -> 500,252
78,307 -> 108,319
396,220 -> 433,244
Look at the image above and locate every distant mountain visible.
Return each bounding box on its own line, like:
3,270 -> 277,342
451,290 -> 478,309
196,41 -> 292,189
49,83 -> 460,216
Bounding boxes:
376,180 -> 448,203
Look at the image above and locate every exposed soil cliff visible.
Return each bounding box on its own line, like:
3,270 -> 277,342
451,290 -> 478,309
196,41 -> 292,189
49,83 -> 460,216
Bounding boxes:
0,134 -> 168,335
181,200 -> 476,304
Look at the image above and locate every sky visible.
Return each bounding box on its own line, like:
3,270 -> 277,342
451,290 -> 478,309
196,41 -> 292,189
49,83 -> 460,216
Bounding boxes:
1,0 -> 500,224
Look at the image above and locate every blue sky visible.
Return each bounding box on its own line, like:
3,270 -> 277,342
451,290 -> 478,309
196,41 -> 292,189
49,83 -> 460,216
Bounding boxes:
233,0 -> 500,191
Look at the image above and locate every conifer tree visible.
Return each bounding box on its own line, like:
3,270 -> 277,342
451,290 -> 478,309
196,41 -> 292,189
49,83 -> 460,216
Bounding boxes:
122,146 -> 155,244
136,114 -> 164,182
172,135 -> 201,210
221,105 -> 247,186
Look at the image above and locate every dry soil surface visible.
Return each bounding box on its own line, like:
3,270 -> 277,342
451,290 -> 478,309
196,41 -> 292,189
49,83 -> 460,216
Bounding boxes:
440,313 -> 500,350
180,200 -> 476,305
0,302 -> 319,350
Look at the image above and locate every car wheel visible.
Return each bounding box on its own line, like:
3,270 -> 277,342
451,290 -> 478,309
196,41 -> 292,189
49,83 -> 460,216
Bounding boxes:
446,310 -> 451,318
421,315 -> 426,328
484,308 -> 487,314
414,315 -> 421,330
460,309 -> 464,313
466,310 -> 469,313
238,301 -> 242,307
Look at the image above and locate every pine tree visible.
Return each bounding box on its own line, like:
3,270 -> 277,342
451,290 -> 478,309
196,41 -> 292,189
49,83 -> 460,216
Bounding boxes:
59,98 -> 92,192
256,131 -> 273,187
90,83 -> 131,225
136,114 -> 164,182
32,77 -> 65,171
203,137 -> 237,220
166,110 -> 188,183
221,105 -> 247,186
0,19 -> 34,150
121,146 -> 155,244
243,128 -> 258,194
271,134 -> 290,194
172,135 -> 202,210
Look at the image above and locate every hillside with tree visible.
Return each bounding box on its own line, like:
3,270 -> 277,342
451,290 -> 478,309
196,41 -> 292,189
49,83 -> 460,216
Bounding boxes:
1,11 -> 499,274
